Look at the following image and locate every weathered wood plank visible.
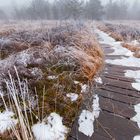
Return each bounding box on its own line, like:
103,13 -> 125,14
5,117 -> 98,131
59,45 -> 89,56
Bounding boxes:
96,89 -> 140,105
101,85 -> 140,98
101,73 -> 134,83
68,111 -> 140,140
102,78 -> 137,91
99,96 -> 135,118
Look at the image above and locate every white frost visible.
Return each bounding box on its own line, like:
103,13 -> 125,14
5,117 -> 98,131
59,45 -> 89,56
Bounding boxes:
95,77 -> 103,84
81,84 -> 88,93
66,93 -> 78,102
0,111 -> 18,134
131,103 -> 140,128
32,112 -> 68,140
78,95 -> 100,137
17,52 -> 31,67
47,75 -> 58,80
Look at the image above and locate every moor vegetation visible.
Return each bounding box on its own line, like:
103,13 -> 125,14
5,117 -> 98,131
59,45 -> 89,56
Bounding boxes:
0,22 -> 104,139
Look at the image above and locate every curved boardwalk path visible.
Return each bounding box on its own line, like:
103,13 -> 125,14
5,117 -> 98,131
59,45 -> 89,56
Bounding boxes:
68,33 -> 140,140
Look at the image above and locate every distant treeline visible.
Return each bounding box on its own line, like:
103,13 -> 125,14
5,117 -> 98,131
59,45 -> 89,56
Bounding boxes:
0,0 -> 140,20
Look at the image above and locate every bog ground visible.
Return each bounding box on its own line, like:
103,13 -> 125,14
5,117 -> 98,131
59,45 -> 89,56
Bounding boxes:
0,20 -> 140,140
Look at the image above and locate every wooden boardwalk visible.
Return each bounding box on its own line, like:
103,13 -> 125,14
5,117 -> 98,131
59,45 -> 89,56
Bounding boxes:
68,44 -> 140,140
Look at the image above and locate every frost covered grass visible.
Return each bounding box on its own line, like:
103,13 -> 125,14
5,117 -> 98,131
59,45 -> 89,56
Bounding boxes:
96,21 -> 140,58
100,22 -> 140,41
0,67 -> 69,140
0,22 -> 104,139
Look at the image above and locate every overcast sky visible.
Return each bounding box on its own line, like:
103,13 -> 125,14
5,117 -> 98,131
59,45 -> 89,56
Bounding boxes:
0,0 -> 136,7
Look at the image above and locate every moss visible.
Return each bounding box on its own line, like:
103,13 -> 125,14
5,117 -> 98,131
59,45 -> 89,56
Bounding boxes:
0,51 -> 8,59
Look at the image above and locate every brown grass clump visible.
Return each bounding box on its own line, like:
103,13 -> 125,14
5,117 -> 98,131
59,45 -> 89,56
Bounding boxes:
109,32 -> 123,41
97,23 -> 123,41
71,30 -> 104,80
122,43 -> 140,58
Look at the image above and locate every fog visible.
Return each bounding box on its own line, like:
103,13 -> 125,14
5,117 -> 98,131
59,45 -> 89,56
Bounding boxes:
0,0 -> 140,20
0,0 -> 135,6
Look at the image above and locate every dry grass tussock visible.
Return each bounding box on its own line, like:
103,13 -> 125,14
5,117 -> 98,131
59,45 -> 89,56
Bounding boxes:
96,22 -> 123,41
122,43 -> 140,58
0,22 -> 104,139
99,23 -> 140,41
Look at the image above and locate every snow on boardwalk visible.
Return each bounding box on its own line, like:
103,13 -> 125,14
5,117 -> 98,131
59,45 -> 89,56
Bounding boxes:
68,29 -> 140,140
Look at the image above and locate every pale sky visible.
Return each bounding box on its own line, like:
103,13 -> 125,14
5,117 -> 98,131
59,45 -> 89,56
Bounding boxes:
0,0 -> 136,7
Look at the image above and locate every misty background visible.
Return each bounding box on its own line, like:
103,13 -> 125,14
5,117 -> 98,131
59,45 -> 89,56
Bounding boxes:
0,0 -> 140,20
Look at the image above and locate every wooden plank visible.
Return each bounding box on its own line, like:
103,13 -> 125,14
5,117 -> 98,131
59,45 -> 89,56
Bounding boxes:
101,73 -> 134,83
101,85 -> 140,98
102,78 -> 137,91
96,89 -> 140,105
103,71 -> 125,77
106,63 -> 140,71
95,111 -> 140,140
68,111 -> 140,140
99,96 -> 135,119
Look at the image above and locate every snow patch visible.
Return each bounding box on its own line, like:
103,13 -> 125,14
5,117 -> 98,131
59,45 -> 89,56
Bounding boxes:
78,95 -> 100,137
78,110 -> 94,137
95,29 -> 115,45
131,104 -> 140,128
95,77 -> 103,84
0,111 -> 18,134
125,70 -> 140,80
81,84 -> 88,93
94,29 -> 133,57
133,135 -> 140,140
125,70 -> 140,91
74,81 -> 80,84
47,75 -> 58,80
32,112 -> 68,140
106,56 -> 140,68
132,83 -> 140,91
66,93 -> 78,102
